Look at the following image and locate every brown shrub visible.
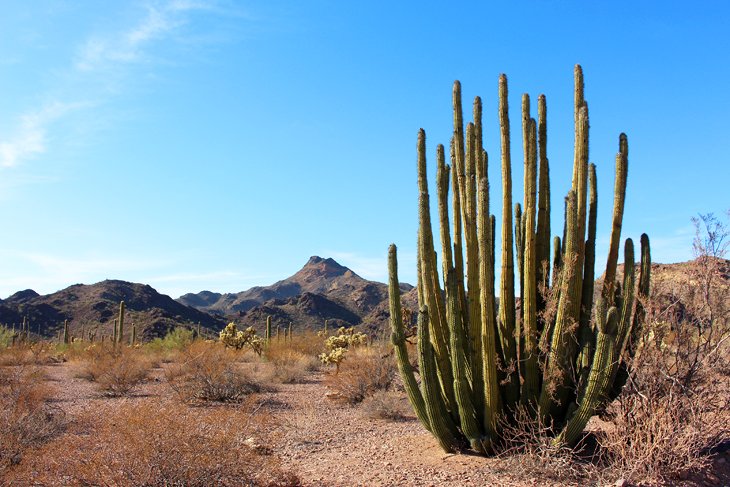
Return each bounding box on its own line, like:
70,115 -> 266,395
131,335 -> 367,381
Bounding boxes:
76,345 -> 153,396
360,390 -> 411,421
0,366 -> 65,472
166,341 -> 265,403
325,347 -> 397,404
0,341 -> 60,366
3,398 -> 300,486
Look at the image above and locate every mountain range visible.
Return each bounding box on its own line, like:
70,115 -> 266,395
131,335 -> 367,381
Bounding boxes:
2,255 -> 723,342
0,256 -> 416,340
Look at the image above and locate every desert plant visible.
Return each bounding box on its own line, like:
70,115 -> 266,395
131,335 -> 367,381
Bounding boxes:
318,326 -> 368,373
166,341 -> 264,403
388,65 -> 651,453
325,347 -> 397,404
592,212 -> 730,484
360,390 -> 411,421
266,346 -> 320,384
2,398 -> 298,486
0,325 -> 14,348
0,366 -> 65,472
78,345 -> 152,396
219,322 -> 264,355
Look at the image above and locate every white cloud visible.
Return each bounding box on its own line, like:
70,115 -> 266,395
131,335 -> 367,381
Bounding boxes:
1,0 -> 223,169
0,101 -> 87,167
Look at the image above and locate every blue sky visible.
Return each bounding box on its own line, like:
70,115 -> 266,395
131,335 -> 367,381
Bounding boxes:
0,1 -> 728,299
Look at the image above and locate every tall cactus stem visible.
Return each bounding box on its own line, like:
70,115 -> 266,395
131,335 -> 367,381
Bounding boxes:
117,301 -> 125,345
602,134 -> 629,305
498,74 -> 519,409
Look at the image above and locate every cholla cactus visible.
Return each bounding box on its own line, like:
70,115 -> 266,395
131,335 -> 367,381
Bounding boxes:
319,326 -> 369,373
319,347 -> 348,373
219,322 -> 264,356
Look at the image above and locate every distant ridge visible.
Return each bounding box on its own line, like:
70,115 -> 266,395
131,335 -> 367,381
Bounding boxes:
0,280 -> 226,340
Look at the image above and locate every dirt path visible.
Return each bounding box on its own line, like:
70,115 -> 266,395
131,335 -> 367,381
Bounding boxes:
261,372 -> 538,486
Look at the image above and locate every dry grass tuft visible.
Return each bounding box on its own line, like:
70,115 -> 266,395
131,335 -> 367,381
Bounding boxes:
75,345 -> 153,396
0,366 -> 65,473
360,390 -> 411,421
325,347 -> 397,405
3,397 -> 300,486
166,341 -> 266,403
266,346 -> 319,384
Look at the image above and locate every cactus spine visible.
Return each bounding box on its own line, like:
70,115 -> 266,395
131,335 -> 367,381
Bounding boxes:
388,65 -> 650,453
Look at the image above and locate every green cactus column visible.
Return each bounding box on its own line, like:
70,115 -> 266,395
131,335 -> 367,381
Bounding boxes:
130,323 -> 137,346
388,244 -> 431,433
497,74 -> 520,409
117,301 -> 125,345
63,319 -> 70,345
266,316 -> 272,344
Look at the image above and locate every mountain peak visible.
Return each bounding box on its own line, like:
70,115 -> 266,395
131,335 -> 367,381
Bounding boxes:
302,256 -> 349,278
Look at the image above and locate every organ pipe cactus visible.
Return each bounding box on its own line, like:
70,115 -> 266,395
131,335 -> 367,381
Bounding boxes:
388,65 -> 651,452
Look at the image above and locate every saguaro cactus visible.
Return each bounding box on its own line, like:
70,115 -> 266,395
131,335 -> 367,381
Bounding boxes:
266,316 -> 272,344
117,301 -> 125,345
388,65 -> 650,453
63,319 -> 70,345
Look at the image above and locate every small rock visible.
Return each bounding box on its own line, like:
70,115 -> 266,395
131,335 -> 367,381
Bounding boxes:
614,479 -> 628,487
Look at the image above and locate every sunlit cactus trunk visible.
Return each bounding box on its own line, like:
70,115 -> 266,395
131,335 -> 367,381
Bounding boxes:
388,65 -> 650,453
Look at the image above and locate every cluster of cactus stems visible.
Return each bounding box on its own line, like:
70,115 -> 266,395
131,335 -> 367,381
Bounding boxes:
388,65 -> 651,453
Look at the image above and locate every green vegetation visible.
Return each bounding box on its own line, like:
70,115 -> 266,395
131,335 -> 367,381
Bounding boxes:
0,326 -> 13,348
147,327 -> 195,352
388,65 -> 651,453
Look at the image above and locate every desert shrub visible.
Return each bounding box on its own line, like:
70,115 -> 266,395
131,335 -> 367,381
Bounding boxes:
592,213 -> 730,484
0,366 -> 65,472
77,345 -> 152,396
0,325 -> 14,348
325,347 -> 397,404
166,341 -> 264,403
3,398 -> 299,486
360,390 -> 411,421
266,346 -> 319,384
0,341 -> 60,366
144,326 -> 195,363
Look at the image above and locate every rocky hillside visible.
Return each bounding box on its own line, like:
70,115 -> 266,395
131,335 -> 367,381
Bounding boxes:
179,256 -> 415,332
0,280 -> 226,341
